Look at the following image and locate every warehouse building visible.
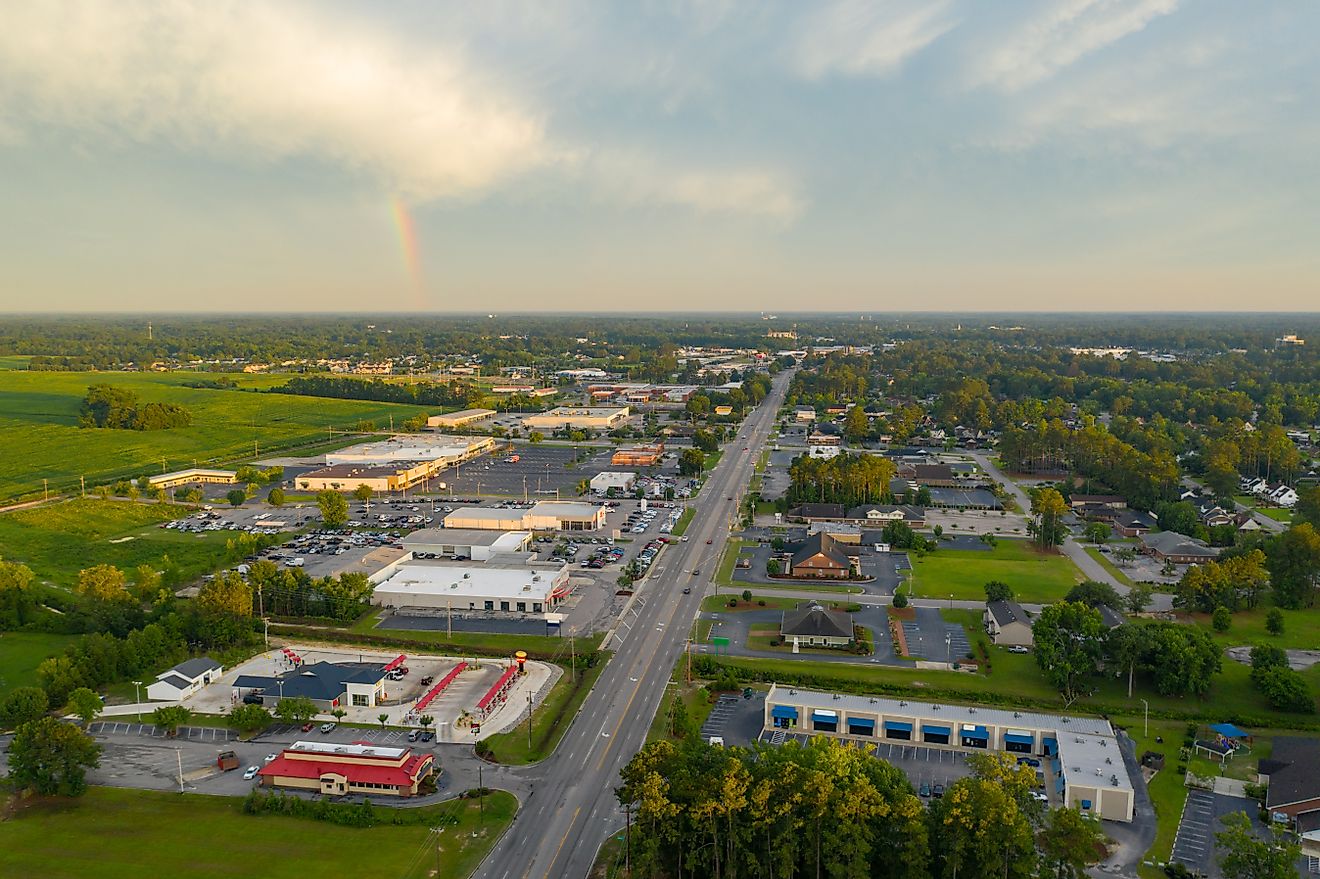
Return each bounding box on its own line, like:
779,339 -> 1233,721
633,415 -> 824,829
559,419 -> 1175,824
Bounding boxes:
427,408 -> 496,429
148,469 -> 237,491
443,501 -> 607,532
764,686 -> 1134,822
258,740 -> 435,798
326,434 -> 495,468
371,561 -> 572,615
400,528 -> 532,561
522,406 -> 630,430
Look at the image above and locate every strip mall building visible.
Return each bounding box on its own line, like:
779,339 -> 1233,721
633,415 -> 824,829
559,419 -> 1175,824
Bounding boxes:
764,685 -> 1134,822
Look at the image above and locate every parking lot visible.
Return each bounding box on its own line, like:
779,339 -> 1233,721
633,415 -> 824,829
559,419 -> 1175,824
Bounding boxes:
432,444 -> 612,498
759,733 -> 982,800
1168,790 -> 1280,878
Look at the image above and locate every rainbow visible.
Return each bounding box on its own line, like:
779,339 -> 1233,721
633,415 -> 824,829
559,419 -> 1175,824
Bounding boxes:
391,195 -> 426,309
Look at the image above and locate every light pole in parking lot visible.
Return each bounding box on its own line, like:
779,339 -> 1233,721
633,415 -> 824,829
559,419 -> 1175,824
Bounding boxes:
132,680 -> 142,705
1141,698 -> 1148,736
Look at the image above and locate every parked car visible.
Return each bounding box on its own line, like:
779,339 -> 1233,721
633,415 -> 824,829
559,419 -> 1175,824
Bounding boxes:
1017,756 -> 1042,768
420,730 -> 434,742
243,766 -> 260,780
263,753 -> 278,764
300,722 -> 314,732
1007,645 -> 1030,654
918,782 -> 931,798
932,783 -> 945,798
319,722 -> 336,734
407,730 -> 420,742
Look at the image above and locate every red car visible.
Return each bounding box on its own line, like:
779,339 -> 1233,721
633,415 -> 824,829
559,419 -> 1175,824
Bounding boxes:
300,722 -> 314,732
706,539 -> 713,544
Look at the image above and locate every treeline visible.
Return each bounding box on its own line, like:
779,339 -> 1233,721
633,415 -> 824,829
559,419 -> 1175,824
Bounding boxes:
270,375 -> 470,408
618,737 -> 1102,879
78,384 -> 192,430
998,419 -> 1180,509
786,453 -> 897,507
787,354 -> 870,407
247,561 -> 375,622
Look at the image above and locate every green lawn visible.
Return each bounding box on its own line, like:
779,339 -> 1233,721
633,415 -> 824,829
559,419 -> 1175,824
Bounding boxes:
1188,604 -> 1320,651
0,370 -> 429,501
700,594 -> 802,613
0,498 -> 251,588
907,540 -> 1084,603
0,631 -> 79,693
671,507 -> 695,536
343,610 -> 600,659
480,658 -> 608,764
713,538 -> 751,586
0,786 -> 516,879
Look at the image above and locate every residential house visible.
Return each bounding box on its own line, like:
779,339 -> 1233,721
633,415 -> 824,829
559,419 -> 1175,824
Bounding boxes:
1261,736 -> 1320,860
1198,503 -> 1235,529
1112,510 -> 1157,538
984,600 -> 1033,647
145,657 -> 224,701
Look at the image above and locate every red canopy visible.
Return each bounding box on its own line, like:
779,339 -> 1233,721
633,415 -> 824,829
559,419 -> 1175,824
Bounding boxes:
416,662 -> 466,711
477,665 -> 518,713
383,654 -> 407,672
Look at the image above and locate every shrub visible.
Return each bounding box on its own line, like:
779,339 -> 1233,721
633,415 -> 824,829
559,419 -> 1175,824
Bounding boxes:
1266,608 -> 1285,636
1211,606 -> 1232,633
757,599 -> 766,606
892,591 -> 908,609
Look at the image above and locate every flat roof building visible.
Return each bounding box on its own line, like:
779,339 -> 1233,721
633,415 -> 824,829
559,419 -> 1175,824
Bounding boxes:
233,661 -> 389,709
326,434 -> 494,467
148,469 -> 237,490
401,529 -> 532,561
522,406 -> 630,430
764,685 -> 1133,822
258,740 -> 435,798
427,409 -> 496,429
443,501 -> 608,532
297,461 -> 435,493
590,471 -> 638,493
611,444 -> 665,467
371,561 -> 571,615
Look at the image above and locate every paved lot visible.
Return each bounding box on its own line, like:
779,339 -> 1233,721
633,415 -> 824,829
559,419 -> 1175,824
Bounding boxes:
377,611 -> 566,637
731,541 -> 902,596
88,721 -> 237,743
1169,790 -> 1274,879
700,606 -> 899,665
760,733 -> 977,796
433,444 -> 614,498
900,606 -> 952,660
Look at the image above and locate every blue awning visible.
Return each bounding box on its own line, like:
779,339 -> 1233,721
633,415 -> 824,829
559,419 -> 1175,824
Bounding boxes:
922,724 -> 951,736
811,711 -> 838,724
847,717 -> 875,729
961,726 -> 989,741
1209,723 -> 1249,739
1042,737 -> 1058,751
771,706 -> 798,720
1081,799 -> 1092,810
884,721 -> 912,732
1005,733 -> 1034,745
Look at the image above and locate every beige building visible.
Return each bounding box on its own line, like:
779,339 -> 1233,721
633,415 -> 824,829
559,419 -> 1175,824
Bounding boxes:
984,600 -> 1034,647
296,461 -> 433,493
148,469 -> 237,490
258,740 -> 435,798
522,406 -> 630,430
427,409 -> 496,429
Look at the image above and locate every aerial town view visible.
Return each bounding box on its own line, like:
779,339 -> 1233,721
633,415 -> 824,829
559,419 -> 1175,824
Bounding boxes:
1,4 -> 1318,879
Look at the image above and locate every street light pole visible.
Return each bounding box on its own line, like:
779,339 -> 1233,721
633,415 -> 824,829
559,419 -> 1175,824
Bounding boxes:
132,680 -> 143,706
1141,698 -> 1149,737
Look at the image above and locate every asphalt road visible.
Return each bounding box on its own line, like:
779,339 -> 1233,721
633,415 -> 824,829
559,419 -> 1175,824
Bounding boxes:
473,368 -> 794,879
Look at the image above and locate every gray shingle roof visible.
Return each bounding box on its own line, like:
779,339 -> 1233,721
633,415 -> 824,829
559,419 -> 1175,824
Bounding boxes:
166,657 -> 221,681
781,602 -> 853,639
986,600 -> 1030,628
1264,736 -> 1320,809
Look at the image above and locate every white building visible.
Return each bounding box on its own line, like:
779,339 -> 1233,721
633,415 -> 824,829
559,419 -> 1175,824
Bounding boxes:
371,562 -> 572,615
426,409 -> 496,429
443,501 -> 608,532
400,529 -> 532,561
590,471 -> 638,494
145,657 -> 223,701
326,434 -> 494,467
522,407 -> 630,431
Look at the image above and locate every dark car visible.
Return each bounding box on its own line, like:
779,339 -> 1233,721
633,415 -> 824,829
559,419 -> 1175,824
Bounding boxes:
932,783 -> 945,798
918,782 -> 931,798
1017,756 -> 1041,768
682,587 -> 691,594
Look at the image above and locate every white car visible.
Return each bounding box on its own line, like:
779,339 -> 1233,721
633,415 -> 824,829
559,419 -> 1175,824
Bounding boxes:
1007,645 -> 1030,654
243,766 -> 260,780
263,753 -> 278,764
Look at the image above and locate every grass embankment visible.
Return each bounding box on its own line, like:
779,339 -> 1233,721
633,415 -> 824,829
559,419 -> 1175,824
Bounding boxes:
1084,547 -> 1137,588
0,631 -> 79,693
713,538 -> 751,587
0,370 -> 429,501
700,594 -> 802,613
324,611 -> 603,660
480,658 -> 608,764
0,498 -> 251,588
907,539 -> 1083,603
671,507 -> 695,536
0,786 -> 516,879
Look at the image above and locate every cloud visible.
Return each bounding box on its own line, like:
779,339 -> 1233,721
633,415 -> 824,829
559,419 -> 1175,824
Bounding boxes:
591,152 -> 801,221
973,0 -> 1179,92
795,0 -> 958,80
0,1 -> 554,200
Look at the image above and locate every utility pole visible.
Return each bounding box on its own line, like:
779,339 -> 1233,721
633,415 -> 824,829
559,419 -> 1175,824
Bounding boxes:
447,600 -> 452,638
176,749 -> 184,793
569,636 -> 575,684
478,761 -> 484,816
80,475 -> 85,498
625,802 -> 632,875
43,478 -> 48,502
526,688 -> 533,750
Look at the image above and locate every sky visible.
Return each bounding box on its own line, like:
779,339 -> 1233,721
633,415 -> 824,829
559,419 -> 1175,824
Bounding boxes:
1,0 -> 1317,313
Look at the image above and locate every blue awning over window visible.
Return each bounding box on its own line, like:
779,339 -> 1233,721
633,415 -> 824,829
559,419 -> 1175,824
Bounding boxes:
922,724 -> 951,736
961,726 -> 989,741
847,717 -> 875,729
771,706 -> 798,720
884,721 -> 912,732
1042,737 -> 1058,751
1081,799 -> 1092,810
1004,733 -> 1034,745
812,711 -> 838,724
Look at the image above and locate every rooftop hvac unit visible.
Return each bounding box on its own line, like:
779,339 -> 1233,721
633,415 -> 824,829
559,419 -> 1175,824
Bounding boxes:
1111,775 -> 1119,785
533,575 -> 541,582
1095,768 -> 1102,776
1105,757 -> 1112,764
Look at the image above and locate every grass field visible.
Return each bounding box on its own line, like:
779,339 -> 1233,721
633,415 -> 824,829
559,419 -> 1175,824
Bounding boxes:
1084,547 -> 1137,588
907,540 -> 1084,603
700,594 -> 802,613
0,498 -> 242,587
0,786 -> 515,879
0,631 -> 79,693
0,370 -> 430,501
345,610 -> 597,658
1188,604 -> 1320,651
